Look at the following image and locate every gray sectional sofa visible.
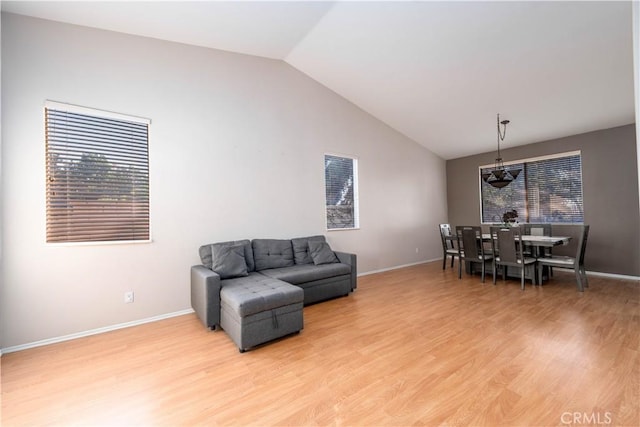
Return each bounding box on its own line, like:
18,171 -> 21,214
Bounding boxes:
191,235 -> 357,352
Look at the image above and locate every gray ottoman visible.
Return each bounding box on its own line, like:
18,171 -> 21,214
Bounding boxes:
219,273 -> 304,352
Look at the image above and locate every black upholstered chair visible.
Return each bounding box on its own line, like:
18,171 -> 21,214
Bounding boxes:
489,226 -> 537,290
439,224 -> 459,270
456,226 -> 493,283
537,225 -> 590,292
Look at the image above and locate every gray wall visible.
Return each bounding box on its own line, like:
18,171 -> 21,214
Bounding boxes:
1,13 -> 448,349
447,124 -> 639,277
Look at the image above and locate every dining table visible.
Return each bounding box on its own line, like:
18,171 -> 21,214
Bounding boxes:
479,232 -> 572,283
481,233 -> 571,248
481,233 -> 572,262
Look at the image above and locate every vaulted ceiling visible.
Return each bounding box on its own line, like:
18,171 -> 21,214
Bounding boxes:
2,1 -> 635,159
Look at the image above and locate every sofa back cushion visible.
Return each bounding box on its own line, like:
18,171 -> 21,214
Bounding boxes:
308,240 -> 339,265
252,239 -> 294,271
210,243 -> 249,279
199,239 -> 255,272
291,235 -> 326,265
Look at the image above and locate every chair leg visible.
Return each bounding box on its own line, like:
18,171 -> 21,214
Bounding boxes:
451,256 -> 455,268
492,262 -> 497,285
530,265 -> 535,287
521,267 -> 525,290
576,277 -> 584,292
580,265 -> 589,288
575,268 -> 584,292
442,255 -> 446,270
537,263 -> 543,286
458,258 -> 462,279
481,261 -> 486,283
573,266 -> 584,292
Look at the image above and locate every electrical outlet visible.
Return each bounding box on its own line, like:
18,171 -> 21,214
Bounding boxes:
415,247 -> 419,253
124,291 -> 134,303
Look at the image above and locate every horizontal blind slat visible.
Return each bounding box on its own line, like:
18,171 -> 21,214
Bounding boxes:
480,154 -> 583,224
325,154 -> 357,229
46,106 -> 150,243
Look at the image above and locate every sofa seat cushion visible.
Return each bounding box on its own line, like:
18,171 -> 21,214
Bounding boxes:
220,273 -> 303,318
259,263 -> 351,285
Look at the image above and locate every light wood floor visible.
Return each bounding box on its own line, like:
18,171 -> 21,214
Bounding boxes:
2,262 -> 639,426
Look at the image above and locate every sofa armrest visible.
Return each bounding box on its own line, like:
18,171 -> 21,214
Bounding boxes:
334,251 -> 357,291
190,265 -> 222,330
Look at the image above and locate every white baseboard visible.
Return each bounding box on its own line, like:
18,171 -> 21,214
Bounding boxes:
359,259 -> 640,282
541,266 -> 639,281
1,308 -> 195,355
577,270 -> 639,281
359,259 -> 436,277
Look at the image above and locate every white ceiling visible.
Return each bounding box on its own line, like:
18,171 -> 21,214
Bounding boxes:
2,1 -> 636,160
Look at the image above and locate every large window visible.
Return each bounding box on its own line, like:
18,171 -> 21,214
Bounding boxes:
480,151 -> 583,224
45,102 -> 150,243
325,154 -> 359,230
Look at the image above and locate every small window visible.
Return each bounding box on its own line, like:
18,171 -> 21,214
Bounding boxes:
480,151 -> 583,224
325,154 -> 359,230
45,102 -> 150,243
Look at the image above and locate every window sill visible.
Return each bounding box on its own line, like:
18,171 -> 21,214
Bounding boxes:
46,239 -> 153,247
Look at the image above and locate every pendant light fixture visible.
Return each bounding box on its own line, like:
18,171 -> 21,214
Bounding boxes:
481,113 -> 521,189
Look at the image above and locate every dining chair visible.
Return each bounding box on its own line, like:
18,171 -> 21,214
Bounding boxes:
520,224 -> 551,257
456,226 -> 493,282
537,225 -> 590,292
522,223 -> 552,237
439,224 -> 459,270
489,226 -> 537,290
522,223 -> 553,273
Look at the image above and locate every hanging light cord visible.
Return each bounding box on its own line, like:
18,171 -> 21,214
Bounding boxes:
482,113 -> 521,189
496,113 -> 509,166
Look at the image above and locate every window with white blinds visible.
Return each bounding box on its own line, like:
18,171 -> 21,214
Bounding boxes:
325,154 -> 359,230
480,151 -> 583,224
45,103 -> 150,243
